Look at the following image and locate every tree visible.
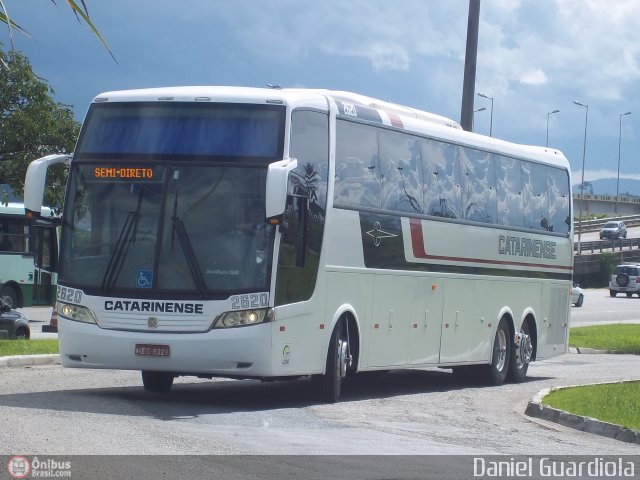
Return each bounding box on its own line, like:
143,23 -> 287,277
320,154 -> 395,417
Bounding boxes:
0,45 -> 80,208
0,0 -> 114,61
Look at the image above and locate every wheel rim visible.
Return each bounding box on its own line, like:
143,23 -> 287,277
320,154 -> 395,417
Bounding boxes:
515,332 -> 533,370
495,329 -> 507,372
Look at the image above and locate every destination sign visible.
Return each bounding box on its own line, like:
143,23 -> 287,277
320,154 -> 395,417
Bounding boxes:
94,167 -> 154,180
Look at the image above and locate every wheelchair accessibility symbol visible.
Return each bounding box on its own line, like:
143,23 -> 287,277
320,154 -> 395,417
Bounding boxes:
136,269 -> 153,288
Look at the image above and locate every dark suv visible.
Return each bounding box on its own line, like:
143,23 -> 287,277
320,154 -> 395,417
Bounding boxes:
600,221 -> 627,240
609,264 -> 640,297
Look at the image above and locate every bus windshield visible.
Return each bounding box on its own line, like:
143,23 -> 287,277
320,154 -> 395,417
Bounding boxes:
62,163 -> 275,297
60,102 -> 285,298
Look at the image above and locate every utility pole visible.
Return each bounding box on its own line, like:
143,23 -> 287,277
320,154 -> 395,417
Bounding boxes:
460,0 -> 481,131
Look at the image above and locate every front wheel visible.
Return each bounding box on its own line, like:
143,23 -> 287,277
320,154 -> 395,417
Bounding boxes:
626,292 -> 634,298
482,318 -> 510,385
575,294 -> 584,307
141,371 -> 174,393
314,322 -> 348,403
0,285 -> 18,309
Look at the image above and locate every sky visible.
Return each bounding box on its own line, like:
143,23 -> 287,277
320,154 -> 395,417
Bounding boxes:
3,0 -> 640,189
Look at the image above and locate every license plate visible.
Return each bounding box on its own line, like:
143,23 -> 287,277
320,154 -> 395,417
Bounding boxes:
135,344 -> 170,357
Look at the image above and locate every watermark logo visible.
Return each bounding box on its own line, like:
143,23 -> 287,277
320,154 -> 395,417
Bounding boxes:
7,456 -> 72,478
7,456 -> 30,479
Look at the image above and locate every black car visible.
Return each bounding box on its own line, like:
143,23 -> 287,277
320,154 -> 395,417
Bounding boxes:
0,299 -> 30,339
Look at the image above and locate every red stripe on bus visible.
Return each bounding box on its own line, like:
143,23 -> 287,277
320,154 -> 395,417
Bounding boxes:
408,218 -> 573,271
388,112 -> 403,129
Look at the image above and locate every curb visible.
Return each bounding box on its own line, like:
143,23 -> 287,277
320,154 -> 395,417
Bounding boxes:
0,354 -> 60,368
525,383 -> 640,445
568,347 -> 618,354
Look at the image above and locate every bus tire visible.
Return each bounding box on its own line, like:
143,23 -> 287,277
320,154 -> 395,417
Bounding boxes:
141,371 -> 174,393
507,321 -> 533,383
316,321 -> 346,403
0,285 -> 18,309
482,317 -> 510,385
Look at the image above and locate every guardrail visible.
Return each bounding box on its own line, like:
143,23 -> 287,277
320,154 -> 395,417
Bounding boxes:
575,214 -> 640,234
575,237 -> 640,255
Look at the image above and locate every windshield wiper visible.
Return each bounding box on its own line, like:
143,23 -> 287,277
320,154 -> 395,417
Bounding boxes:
172,216 -> 207,298
101,185 -> 145,293
101,211 -> 137,293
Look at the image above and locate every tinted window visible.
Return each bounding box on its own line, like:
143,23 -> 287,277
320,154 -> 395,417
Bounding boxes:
460,147 -> 496,223
422,139 -> 461,219
334,118 -> 570,234
495,156 -> 524,228
335,120 -> 380,208
276,110 -> 329,305
379,129 -> 423,213
77,103 -> 285,160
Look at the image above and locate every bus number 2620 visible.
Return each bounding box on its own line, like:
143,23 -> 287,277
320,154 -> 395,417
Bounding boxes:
230,293 -> 269,310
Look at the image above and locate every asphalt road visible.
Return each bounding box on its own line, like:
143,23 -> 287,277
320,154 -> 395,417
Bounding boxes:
1,335 -> 638,458
4,299 -> 639,478
570,287 -> 640,326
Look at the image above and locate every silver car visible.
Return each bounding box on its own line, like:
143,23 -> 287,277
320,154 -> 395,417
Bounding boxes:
600,221 -> 627,240
0,299 -> 30,339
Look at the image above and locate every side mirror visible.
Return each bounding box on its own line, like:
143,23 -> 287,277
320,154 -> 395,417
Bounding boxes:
24,154 -> 72,217
265,158 -> 298,219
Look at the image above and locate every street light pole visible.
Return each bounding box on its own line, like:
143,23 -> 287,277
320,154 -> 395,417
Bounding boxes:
473,107 -> 486,131
478,92 -> 493,136
573,101 -> 588,254
546,109 -> 559,147
615,111 -> 632,215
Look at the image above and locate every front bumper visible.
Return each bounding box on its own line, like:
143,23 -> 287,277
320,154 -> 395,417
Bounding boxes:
58,317 -> 274,377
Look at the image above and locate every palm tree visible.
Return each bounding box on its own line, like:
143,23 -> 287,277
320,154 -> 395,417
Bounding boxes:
0,0 -> 114,60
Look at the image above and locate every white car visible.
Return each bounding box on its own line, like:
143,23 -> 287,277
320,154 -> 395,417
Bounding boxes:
571,284 -> 584,307
609,264 -> 640,297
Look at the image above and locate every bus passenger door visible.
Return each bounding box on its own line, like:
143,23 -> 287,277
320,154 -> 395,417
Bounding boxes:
408,278 -> 443,365
32,226 -> 57,305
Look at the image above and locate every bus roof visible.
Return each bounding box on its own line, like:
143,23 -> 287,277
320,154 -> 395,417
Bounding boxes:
90,86 -> 569,171
0,202 -> 56,218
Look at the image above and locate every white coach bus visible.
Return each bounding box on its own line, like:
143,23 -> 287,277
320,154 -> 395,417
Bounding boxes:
24,87 -> 573,402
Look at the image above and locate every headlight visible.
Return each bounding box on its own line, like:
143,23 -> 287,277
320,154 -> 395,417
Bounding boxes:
213,308 -> 273,328
58,302 -> 98,324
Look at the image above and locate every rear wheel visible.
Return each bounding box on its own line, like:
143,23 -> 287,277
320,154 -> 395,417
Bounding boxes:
13,327 -> 29,340
575,294 -> 584,307
626,292 -> 633,298
610,290 -> 617,297
482,317 -> 510,385
141,371 -> 174,393
507,321 -> 533,383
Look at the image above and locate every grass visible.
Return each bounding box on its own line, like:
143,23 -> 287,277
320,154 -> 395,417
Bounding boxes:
0,339 -> 59,357
569,323 -> 640,354
543,381 -> 640,431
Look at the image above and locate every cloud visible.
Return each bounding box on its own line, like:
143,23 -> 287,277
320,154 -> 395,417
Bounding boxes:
211,0 -> 465,72
519,69 -> 547,86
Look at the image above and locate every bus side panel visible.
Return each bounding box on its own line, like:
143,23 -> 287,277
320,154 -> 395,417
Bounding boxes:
408,276 -> 443,365
536,282 -> 570,359
269,300 -> 327,376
